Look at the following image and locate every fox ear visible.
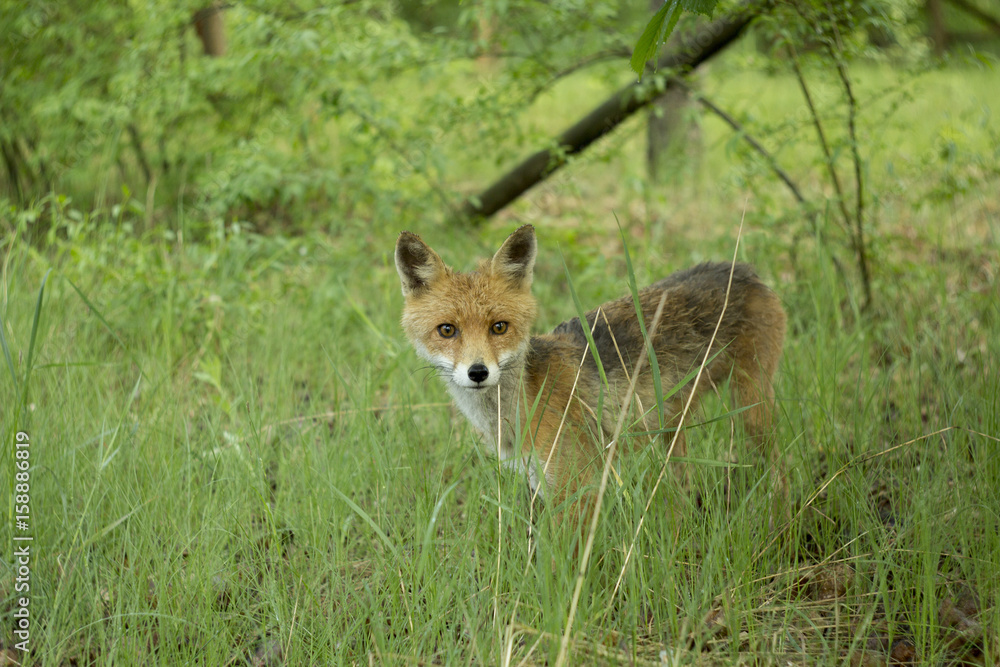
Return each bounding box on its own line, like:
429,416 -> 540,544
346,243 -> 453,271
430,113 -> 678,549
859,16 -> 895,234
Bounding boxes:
490,224 -> 536,290
395,232 -> 446,296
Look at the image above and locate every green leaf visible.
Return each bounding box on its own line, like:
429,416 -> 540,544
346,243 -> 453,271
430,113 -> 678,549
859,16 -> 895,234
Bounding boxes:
631,0 -> 720,76
631,1 -> 682,77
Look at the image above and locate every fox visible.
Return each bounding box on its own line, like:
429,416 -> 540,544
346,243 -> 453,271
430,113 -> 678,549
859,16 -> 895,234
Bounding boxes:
394,224 -> 786,513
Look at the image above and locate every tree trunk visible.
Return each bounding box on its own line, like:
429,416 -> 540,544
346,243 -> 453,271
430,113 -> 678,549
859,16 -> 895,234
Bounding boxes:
926,0 -> 948,55
476,6 -> 499,68
646,0 -> 701,183
648,81 -> 699,183
194,5 -> 227,57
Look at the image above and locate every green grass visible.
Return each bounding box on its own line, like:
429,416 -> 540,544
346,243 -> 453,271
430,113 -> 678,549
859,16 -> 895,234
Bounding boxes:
2,63 -> 999,665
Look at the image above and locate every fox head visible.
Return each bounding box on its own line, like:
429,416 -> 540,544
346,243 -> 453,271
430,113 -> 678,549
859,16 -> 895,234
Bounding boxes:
395,225 -> 538,391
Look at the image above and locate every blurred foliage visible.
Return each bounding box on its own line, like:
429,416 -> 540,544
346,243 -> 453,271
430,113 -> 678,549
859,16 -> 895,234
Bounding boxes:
0,0 -> 648,234
0,0 -> 992,242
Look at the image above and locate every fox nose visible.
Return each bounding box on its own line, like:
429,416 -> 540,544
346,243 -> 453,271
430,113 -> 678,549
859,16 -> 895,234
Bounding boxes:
468,363 -> 489,384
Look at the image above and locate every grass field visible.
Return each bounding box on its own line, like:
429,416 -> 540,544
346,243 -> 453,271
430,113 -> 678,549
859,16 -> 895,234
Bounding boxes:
2,61 -> 999,665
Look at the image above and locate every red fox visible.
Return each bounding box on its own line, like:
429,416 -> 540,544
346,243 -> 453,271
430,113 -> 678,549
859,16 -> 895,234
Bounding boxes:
395,225 -> 786,511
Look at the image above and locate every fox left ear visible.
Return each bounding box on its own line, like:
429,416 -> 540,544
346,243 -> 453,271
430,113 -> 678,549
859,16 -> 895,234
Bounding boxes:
491,225 -> 536,290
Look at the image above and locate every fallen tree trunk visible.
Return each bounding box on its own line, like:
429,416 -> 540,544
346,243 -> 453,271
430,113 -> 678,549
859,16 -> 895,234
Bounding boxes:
460,1 -> 764,222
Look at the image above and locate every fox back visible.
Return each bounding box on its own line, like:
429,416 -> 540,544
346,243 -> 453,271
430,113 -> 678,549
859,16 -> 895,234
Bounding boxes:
395,225 -> 786,505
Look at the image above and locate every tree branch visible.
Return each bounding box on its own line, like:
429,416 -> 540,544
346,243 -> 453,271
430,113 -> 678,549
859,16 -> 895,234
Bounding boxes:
946,0 -> 1000,37
681,82 -> 807,207
826,4 -> 872,311
127,123 -> 153,186
788,47 -> 853,229
460,0 -> 765,222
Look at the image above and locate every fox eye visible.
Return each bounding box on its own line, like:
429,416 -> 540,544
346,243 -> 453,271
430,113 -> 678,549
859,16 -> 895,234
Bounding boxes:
491,321 -> 508,335
437,324 -> 457,338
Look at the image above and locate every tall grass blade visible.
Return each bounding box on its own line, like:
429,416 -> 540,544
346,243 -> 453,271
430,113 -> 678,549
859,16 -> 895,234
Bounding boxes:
561,255 -> 608,388
416,481 -> 459,581
23,269 -> 52,397
331,484 -> 401,562
620,233 -> 665,427
68,278 -> 145,377
2,269 -> 51,409
0,311 -> 19,401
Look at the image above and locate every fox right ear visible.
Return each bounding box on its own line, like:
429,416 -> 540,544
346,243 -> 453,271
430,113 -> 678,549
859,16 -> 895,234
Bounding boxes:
395,232 -> 446,296
490,224 -> 536,291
